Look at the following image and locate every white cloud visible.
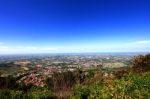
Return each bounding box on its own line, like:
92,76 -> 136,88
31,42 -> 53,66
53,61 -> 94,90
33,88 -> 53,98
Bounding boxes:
119,40 -> 150,52
124,40 -> 150,45
135,40 -> 150,44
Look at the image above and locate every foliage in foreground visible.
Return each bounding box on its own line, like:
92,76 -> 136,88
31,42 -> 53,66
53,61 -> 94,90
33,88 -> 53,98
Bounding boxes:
71,71 -> 150,99
0,87 -> 55,99
2,71 -> 150,99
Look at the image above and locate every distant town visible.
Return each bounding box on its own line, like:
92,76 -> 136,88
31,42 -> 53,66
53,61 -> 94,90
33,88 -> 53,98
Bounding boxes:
0,53 -> 138,87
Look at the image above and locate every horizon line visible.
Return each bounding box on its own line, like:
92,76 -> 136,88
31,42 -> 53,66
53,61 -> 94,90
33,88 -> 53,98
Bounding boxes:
0,52 -> 149,56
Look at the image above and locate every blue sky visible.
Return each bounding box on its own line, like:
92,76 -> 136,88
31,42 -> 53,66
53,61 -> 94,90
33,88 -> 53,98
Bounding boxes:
0,0 -> 150,54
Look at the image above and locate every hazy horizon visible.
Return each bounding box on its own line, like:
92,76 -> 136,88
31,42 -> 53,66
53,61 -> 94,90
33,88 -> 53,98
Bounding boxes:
0,52 -> 149,56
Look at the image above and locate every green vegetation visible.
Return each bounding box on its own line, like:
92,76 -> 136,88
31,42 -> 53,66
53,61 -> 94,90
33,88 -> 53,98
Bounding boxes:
71,72 -> 150,99
0,54 -> 150,99
0,87 -> 55,99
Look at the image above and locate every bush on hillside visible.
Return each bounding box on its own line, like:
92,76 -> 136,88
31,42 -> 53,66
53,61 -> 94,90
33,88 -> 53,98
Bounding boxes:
132,54 -> 150,72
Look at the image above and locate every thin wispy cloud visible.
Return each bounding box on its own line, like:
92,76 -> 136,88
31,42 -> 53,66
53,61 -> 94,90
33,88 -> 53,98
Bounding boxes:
23,46 -> 58,51
16,46 -> 36,50
135,40 -> 150,44
125,40 -> 150,45
0,45 -> 60,54
0,42 -> 8,49
0,46 -> 8,49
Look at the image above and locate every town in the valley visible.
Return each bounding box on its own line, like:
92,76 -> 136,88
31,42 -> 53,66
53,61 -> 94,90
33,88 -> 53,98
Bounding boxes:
0,53 -> 135,87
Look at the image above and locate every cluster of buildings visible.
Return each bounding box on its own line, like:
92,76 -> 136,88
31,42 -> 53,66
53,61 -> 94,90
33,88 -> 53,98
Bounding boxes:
17,73 -> 45,87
